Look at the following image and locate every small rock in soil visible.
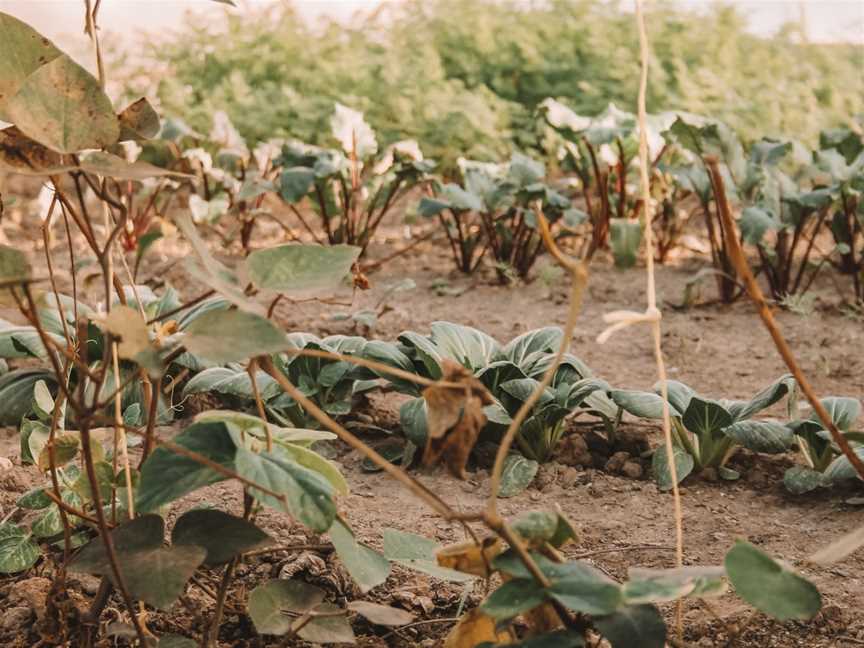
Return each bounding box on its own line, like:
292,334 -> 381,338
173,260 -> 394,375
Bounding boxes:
558,466 -> 581,488
556,434 -> 592,467
604,451 -> 631,474
621,461 -> 643,479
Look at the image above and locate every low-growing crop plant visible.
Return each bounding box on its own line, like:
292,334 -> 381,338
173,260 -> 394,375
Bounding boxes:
364,323 -> 618,487
275,104 -> 435,250
784,396 -> 864,494
418,154 -> 575,280
607,375 -> 797,488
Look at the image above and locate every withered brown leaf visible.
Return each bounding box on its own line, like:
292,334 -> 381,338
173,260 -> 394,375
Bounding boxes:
421,360 -> 493,479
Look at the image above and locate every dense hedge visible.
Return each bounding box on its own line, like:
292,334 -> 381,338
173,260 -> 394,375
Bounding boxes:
125,0 -> 863,167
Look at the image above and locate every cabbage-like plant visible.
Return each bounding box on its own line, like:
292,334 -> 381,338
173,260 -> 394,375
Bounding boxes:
417,154 -> 574,280
610,375 -> 796,488
183,333 -> 376,429
275,104 -> 435,251
365,323 -> 618,465
784,397 -> 863,494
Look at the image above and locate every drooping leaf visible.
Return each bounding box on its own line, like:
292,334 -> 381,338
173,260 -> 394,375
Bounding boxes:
0,13 -> 62,121
652,444 -> 694,491
823,446 -> 864,484
626,565 -> 727,601
183,367 -> 281,401
611,390 -> 670,420
248,580 -> 354,643
547,562 -> 623,615
498,453 -> 539,498
171,509 -> 272,565
277,443 -> 348,495
783,465 -> 825,495
79,151 -> 189,180
182,309 -> 287,364
724,541 -> 821,621
481,578 -> 547,621
727,375 -> 795,422
595,604 -> 667,648
328,517 -> 390,592
0,523 -> 40,573
3,54 -> 119,153
722,420 -> 793,454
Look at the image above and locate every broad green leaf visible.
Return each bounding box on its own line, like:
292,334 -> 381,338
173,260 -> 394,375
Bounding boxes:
248,579 -> 331,637
234,449 -> 336,532
722,420 -> 793,454
183,367 -> 281,401
626,565 -> 727,601
279,167 -> 316,202
3,54 -> 118,153
363,340 -> 422,395
70,515 -> 206,609
500,327 -> 561,369
382,528 -> 473,582
137,421 -> 237,512
724,541 -> 821,621
399,397 -> 428,446
499,454 -> 539,498
294,601 -> 355,643
429,321 -> 500,372
32,380 -> 54,418
0,13 -> 62,121
595,604 -> 667,648
783,465 -> 825,495
656,380 -> 695,415
481,578 -> 547,621
727,375 -> 795,422
328,517 -> 390,593
652,444 -> 694,491
17,487 -> 53,510
812,397 -> 861,431
823,446 -> 864,484
682,397 -> 732,435
245,244 -> 360,296
511,510 -> 558,545
36,432 -> 79,471
739,206 -> 778,245
1,369 -> 54,426
611,390 -> 669,420
171,509 -> 272,564
182,309 -> 287,364
278,443 -> 348,495
0,523 -> 40,573
31,489 -> 83,538
609,219 -> 642,268
548,563 -> 623,615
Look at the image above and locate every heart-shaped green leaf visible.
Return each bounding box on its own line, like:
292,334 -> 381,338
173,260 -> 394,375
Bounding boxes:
171,509 -> 272,565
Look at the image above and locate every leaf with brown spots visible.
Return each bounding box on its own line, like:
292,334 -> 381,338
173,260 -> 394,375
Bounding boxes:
0,126 -> 74,176
421,360 -> 493,479
118,97 -> 160,141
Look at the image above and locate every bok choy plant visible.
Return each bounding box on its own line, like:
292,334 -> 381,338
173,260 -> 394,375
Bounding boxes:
364,323 -> 619,469
784,396 -> 863,494
608,375 -> 797,488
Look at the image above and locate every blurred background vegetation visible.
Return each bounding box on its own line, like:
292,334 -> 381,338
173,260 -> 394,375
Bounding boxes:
118,0 -> 863,167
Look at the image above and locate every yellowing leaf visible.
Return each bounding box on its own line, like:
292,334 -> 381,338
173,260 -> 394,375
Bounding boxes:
99,305 -> 151,360
37,432 -> 79,471
443,609 -> 511,648
436,537 -> 503,578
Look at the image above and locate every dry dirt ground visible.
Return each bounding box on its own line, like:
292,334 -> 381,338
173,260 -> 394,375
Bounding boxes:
0,208 -> 862,647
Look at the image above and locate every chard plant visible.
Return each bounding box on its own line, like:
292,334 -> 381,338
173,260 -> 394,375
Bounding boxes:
417,153 -> 574,280
608,375 -> 797,488
784,396 -> 863,494
541,100 -> 676,267
275,104 -> 435,250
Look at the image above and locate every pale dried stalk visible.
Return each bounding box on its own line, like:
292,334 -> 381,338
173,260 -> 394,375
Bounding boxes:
635,1 -> 685,638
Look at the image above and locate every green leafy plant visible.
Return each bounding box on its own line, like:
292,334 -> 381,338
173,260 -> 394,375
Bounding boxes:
610,375 -> 797,488
366,323 -> 618,472
784,396 -> 863,494
418,154 -> 574,280
275,104 -> 435,250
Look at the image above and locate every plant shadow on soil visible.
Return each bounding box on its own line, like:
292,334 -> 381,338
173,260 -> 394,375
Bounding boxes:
0,216 -> 862,647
